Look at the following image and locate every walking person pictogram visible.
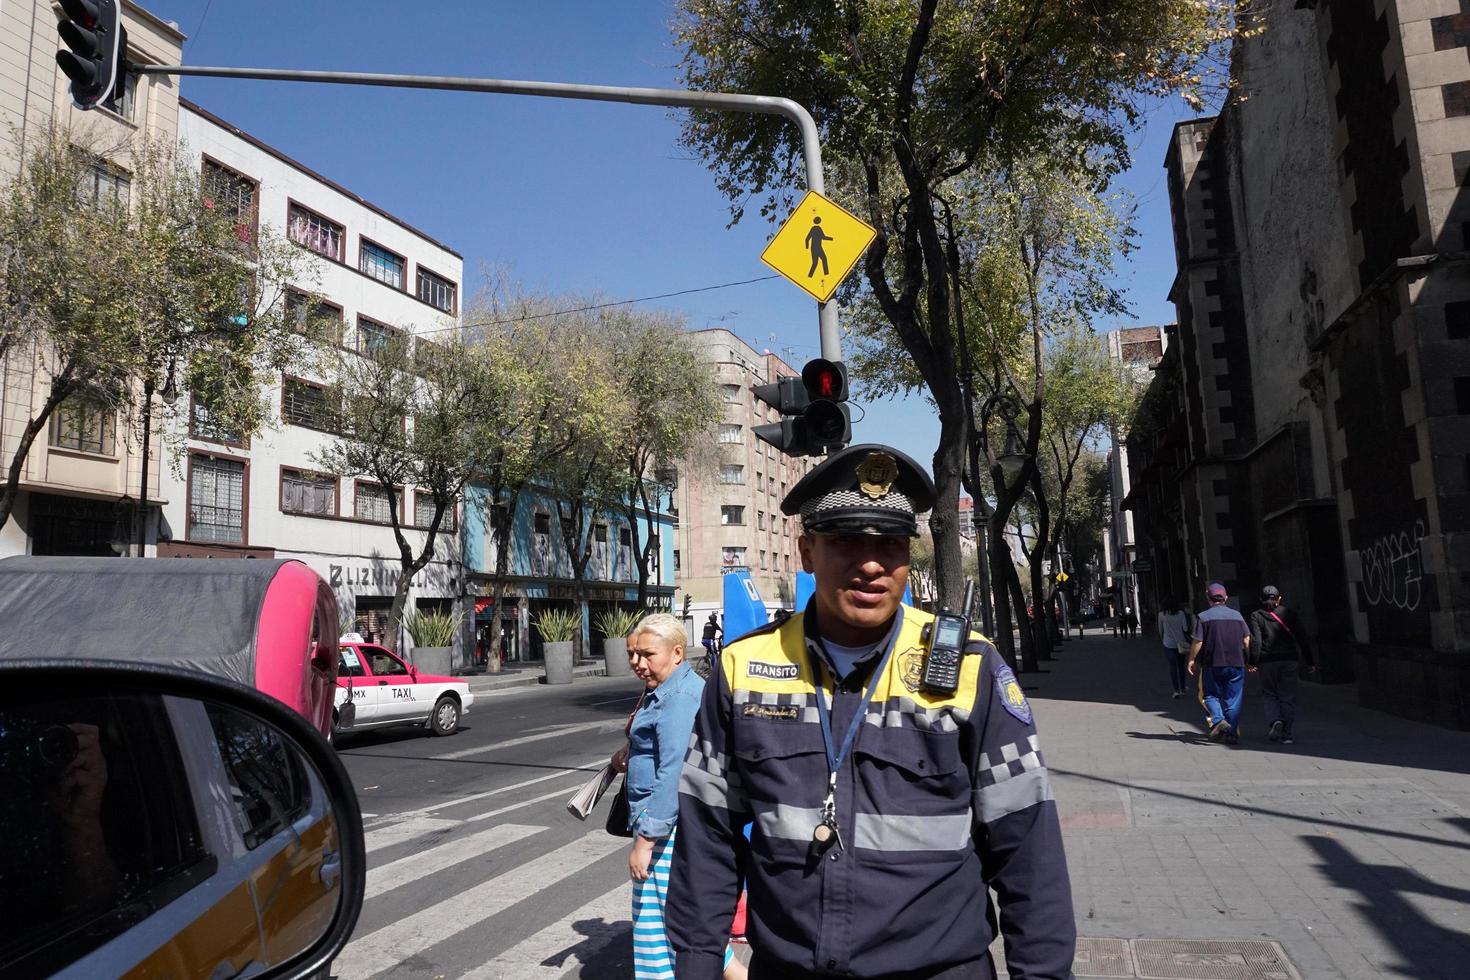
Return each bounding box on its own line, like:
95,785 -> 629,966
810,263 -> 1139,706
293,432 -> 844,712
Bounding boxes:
805,216 -> 832,277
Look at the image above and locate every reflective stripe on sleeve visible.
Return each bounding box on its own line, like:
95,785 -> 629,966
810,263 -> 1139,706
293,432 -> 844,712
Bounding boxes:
853,811 -> 973,852
974,765 -> 1054,824
679,761 -> 751,814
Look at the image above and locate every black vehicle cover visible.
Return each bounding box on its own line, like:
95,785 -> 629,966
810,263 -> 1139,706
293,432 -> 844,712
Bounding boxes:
0,556 -> 299,686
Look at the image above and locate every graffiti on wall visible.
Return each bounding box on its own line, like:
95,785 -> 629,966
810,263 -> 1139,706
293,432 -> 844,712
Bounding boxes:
1357,520 -> 1426,612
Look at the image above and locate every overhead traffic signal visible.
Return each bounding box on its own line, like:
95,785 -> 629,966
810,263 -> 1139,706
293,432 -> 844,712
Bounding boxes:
752,359 -> 852,457
56,0 -> 125,111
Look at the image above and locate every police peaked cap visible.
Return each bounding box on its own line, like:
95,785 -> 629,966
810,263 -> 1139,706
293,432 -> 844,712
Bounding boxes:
780,443 -> 936,537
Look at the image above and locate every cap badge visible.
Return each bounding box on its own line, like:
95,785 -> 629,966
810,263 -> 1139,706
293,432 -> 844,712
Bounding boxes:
856,452 -> 899,500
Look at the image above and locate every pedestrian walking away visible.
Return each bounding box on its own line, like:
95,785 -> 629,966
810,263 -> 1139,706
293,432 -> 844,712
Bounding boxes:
1187,582 -> 1252,744
667,444 -> 1075,980
1156,597 -> 1191,698
1248,585 -> 1317,745
618,613 -> 744,980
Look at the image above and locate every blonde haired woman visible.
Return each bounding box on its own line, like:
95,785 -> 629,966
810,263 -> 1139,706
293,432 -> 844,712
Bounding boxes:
616,612 -> 743,980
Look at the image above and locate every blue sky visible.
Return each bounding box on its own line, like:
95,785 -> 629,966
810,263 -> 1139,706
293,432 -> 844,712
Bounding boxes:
146,1 -> 1198,467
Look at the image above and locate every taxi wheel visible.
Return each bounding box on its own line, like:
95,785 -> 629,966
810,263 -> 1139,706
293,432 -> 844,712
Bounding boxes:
430,695 -> 460,736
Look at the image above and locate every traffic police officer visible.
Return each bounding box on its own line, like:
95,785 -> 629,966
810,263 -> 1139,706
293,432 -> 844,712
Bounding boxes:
668,445 -> 1076,979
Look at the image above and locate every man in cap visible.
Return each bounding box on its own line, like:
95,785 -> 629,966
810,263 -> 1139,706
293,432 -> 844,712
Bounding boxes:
1187,582 -> 1251,744
1247,586 -> 1316,744
668,444 -> 1075,979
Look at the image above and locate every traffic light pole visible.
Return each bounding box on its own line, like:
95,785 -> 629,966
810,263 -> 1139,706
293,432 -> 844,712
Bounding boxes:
130,63 -> 843,361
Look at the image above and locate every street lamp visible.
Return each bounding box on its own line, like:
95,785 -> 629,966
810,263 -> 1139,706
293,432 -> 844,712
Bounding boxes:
979,393 -> 1029,489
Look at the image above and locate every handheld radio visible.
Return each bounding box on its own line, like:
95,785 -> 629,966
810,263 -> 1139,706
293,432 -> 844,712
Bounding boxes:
920,580 -> 975,693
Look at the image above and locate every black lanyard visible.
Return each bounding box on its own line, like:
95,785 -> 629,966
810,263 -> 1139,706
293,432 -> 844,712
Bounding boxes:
807,607 -> 904,783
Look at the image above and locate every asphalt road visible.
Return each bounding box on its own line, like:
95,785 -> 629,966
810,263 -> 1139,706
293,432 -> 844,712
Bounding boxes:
331,674 -> 653,980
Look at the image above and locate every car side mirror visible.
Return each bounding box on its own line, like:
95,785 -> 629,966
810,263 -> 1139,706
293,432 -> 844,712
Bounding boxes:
0,661 -> 365,979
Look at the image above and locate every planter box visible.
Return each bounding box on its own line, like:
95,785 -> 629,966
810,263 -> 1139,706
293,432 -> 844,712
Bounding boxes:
411,645 -> 452,677
544,641 -> 575,685
602,638 -> 632,678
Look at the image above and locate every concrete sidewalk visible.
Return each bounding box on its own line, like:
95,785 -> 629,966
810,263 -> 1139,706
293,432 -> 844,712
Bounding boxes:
1023,629 -> 1470,979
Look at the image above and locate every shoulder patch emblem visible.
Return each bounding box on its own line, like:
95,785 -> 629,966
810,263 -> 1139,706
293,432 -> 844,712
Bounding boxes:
896,646 -> 925,694
992,661 -> 1033,725
748,660 -> 800,681
742,703 -> 800,721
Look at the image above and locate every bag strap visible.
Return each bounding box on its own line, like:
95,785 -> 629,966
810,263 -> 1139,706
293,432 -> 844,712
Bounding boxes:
1266,610 -> 1294,639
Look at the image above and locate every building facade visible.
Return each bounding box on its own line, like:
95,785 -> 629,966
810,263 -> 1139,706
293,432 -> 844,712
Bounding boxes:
157,100 -> 467,656
1127,0 -> 1470,727
671,330 -> 817,626
462,482 -> 676,663
0,1 -> 183,559
1103,326 -> 1166,620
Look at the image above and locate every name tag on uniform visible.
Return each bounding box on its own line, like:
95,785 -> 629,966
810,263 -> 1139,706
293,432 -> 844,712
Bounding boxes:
748,661 -> 800,681
743,703 -> 800,721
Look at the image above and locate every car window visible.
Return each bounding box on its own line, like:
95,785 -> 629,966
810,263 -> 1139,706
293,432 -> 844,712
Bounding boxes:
0,693 -> 215,977
338,648 -> 365,677
205,704 -> 310,850
366,646 -> 408,677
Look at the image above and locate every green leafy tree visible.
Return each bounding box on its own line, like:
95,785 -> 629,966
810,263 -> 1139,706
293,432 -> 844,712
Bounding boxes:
672,0 -> 1236,647
0,127 -> 315,535
602,308 -> 722,607
313,329 -> 502,651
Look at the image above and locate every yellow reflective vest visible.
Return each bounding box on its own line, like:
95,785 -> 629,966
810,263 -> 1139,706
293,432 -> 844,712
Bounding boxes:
668,604 -> 1075,979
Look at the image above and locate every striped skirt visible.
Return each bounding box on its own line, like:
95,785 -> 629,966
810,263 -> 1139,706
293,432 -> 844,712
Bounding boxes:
631,829 -> 734,979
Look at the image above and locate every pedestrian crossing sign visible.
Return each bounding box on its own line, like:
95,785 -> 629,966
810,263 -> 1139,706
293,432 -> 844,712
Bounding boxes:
760,190 -> 877,304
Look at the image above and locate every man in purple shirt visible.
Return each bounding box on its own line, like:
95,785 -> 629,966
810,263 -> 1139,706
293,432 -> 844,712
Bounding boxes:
1187,582 -> 1251,744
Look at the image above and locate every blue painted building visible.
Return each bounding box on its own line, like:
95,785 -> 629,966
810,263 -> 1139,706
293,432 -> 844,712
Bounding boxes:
462,481 -> 676,662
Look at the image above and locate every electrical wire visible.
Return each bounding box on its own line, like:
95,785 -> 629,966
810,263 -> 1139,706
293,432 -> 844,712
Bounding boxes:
412,273 -> 783,337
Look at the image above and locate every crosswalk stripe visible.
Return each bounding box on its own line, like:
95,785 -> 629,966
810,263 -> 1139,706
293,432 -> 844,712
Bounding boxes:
363,816 -> 462,854
364,822 -> 544,900
464,785 -> 589,824
459,882 -> 629,979
335,834 -> 628,979
416,758 -> 608,814
434,720 -> 625,761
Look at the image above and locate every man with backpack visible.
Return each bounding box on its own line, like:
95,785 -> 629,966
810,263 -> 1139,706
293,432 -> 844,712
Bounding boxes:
1248,586 -> 1317,744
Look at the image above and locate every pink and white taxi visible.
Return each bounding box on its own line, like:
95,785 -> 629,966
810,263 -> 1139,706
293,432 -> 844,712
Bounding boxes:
333,642 -> 474,739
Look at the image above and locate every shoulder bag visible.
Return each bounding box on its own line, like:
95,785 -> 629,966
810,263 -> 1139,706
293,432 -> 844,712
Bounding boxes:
605,689 -> 647,839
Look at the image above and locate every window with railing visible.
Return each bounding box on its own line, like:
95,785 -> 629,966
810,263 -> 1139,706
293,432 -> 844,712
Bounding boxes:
49,396 -> 116,455
718,464 -> 745,485
287,203 -> 343,261
354,483 -> 396,524
357,318 -> 403,358
414,491 -> 456,531
416,267 -> 457,312
189,395 -> 245,447
281,469 -> 337,517
284,289 -> 344,344
189,455 -> 245,544
282,378 -> 338,432
718,424 -> 742,444
721,384 -> 742,403
359,240 -> 405,289
81,158 -> 130,209
202,159 -> 257,244
721,505 -> 745,526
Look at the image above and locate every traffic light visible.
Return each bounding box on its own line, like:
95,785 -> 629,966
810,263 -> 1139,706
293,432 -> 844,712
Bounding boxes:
681,595 -> 692,619
55,0 -> 126,111
752,359 -> 851,457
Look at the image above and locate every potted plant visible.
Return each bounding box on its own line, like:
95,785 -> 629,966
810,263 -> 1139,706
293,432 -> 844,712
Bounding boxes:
401,608 -> 460,677
532,607 -> 581,685
593,606 -> 643,678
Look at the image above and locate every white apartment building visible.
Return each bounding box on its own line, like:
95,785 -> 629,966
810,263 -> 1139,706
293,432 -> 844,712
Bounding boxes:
1103,325 -> 1166,618
0,1 -> 184,559
671,329 -> 818,623
159,100 -> 466,649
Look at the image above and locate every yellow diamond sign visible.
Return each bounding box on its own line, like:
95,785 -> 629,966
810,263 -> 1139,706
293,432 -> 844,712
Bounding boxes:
761,190 -> 877,304
1055,571 -> 1070,583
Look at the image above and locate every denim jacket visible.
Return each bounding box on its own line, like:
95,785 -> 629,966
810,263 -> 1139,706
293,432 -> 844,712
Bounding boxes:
626,661 -> 704,839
